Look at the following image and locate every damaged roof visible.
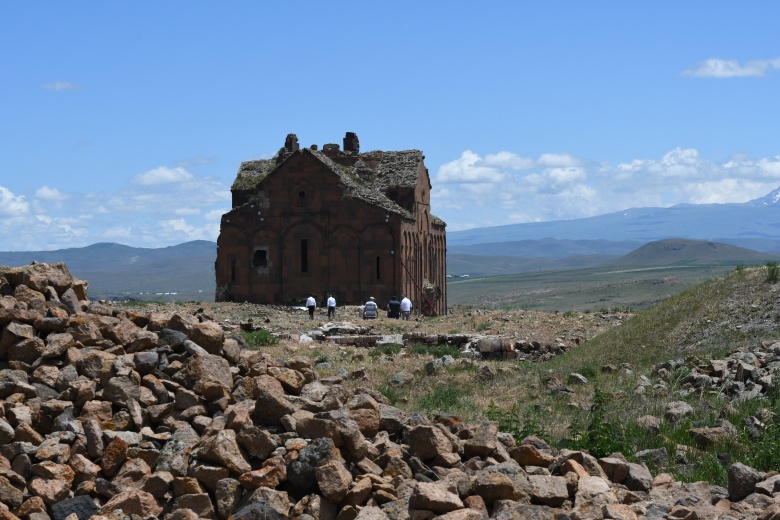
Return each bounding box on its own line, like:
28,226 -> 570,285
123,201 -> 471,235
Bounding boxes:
230,159 -> 276,191
308,149 -> 415,218
229,144 -> 444,225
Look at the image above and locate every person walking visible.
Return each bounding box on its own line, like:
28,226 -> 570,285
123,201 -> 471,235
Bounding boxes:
387,295 -> 401,319
327,294 -> 336,319
400,295 -> 412,320
306,295 -> 316,320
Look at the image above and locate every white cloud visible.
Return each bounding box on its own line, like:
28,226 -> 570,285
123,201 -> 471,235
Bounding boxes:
537,153 -> 580,168
437,150 -> 509,183
432,148 -> 780,231
481,151 -> 534,170
0,166 -> 233,250
35,186 -> 67,201
687,179 -> 766,204
41,80 -> 83,91
0,187 -> 30,216
133,166 -> 194,185
682,57 -> 780,78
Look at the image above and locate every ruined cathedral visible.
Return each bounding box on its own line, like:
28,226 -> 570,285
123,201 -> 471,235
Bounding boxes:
215,132 -> 447,316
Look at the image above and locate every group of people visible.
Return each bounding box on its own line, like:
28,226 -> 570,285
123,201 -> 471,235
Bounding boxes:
305,293 -> 412,320
305,294 -> 337,320
362,295 -> 412,320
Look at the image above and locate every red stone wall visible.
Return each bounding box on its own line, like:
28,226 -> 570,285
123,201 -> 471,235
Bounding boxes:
216,151 -> 447,316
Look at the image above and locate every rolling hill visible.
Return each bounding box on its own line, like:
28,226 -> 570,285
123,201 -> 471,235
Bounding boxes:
447,239 -> 780,311
608,238 -> 780,267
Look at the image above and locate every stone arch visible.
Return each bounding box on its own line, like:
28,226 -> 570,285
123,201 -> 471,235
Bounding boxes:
281,221 -> 327,304
329,225 -> 361,303
360,223 -> 395,302
215,224 -> 251,302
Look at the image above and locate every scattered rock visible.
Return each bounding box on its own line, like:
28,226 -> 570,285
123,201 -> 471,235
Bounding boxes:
0,261 -> 777,520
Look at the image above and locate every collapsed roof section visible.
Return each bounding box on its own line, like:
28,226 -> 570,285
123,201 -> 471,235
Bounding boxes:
230,132 -> 443,224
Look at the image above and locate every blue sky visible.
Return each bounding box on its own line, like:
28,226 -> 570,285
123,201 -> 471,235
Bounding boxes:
2,2 -> 779,251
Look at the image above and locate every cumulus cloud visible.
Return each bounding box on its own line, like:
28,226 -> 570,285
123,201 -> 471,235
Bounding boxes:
682,57 -> 780,78
0,166 -> 233,250
35,186 -> 67,201
537,153 -> 580,168
0,187 -> 30,216
437,150 -> 511,183
41,80 -> 83,91
432,148 -> 780,231
133,166 -> 194,185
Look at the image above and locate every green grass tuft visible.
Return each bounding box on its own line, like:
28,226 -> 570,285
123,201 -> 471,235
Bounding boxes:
408,342 -> 462,358
241,329 -> 278,349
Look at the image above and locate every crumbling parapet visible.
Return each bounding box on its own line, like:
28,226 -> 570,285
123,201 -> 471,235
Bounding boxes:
343,132 -> 360,154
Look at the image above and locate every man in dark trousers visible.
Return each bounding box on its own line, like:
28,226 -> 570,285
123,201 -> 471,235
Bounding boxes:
306,295 -> 316,320
387,295 -> 401,319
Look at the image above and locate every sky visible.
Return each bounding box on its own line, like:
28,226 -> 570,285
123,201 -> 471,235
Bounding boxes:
2,2 -> 780,251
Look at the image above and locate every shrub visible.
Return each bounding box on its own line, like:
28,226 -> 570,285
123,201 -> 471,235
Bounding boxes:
418,383 -> 464,413
488,402 -> 548,442
578,365 -> 598,380
767,261 -> 779,283
476,321 -> 491,332
378,383 -> 401,405
241,329 -> 278,349
369,344 -> 402,358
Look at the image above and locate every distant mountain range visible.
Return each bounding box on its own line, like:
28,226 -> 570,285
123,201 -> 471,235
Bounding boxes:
448,186 -> 780,256
3,187 -> 780,298
0,241 -> 217,301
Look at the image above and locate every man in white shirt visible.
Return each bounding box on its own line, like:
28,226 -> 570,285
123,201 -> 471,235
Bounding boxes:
327,294 -> 336,319
400,295 -> 412,320
306,295 -> 316,320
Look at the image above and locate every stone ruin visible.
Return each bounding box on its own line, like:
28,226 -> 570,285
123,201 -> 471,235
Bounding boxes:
1,262 -> 780,519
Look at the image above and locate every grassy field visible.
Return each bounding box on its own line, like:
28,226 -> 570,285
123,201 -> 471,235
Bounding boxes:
447,264 -> 737,312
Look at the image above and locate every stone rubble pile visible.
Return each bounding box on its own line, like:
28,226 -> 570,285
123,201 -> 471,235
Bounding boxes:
2,263 -> 780,519
653,341 -> 780,402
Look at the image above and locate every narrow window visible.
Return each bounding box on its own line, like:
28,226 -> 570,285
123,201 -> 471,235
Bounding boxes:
376,256 -> 381,280
253,249 -> 268,268
301,239 -> 308,273
230,258 -> 237,282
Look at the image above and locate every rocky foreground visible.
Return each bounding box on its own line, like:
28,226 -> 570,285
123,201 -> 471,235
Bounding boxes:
1,263 -> 780,520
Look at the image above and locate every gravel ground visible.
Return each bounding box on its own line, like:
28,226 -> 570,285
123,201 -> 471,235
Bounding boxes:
124,301 -> 630,346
